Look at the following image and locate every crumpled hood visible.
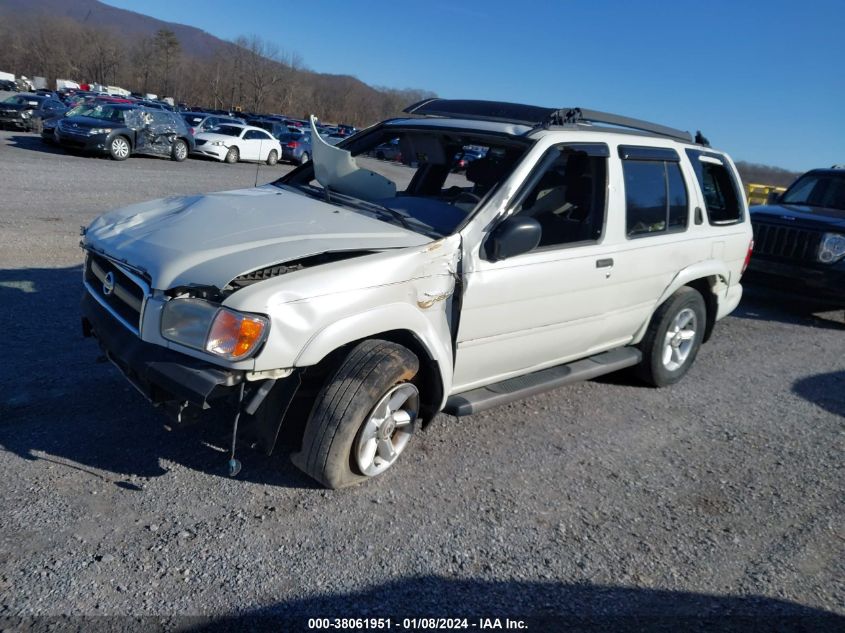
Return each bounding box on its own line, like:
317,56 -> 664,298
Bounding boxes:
83,185 -> 430,289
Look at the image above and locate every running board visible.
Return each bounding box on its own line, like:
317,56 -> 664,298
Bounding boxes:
444,348 -> 642,416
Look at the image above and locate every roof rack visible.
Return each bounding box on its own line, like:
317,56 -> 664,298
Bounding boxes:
403,98 -> 693,143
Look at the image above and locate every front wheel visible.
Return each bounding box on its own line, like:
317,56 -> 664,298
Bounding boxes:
291,340 -> 420,489
171,138 -> 188,162
108,135 -> 131,161
224,146 -> 239,164
636,287 -> 706,387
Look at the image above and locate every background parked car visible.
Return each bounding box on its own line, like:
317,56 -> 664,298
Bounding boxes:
55,104 -> 194,161
0,93 -> 48,131
452,147 -> 487,172
192,123 -> 282,165
41,102 -> 99,143
181,112 -> 246,136
0,79 -> 16,91
370,137 -> 401,161
278,131 -> 312,164
747,166 -> 845,305
249,118 -> 287,139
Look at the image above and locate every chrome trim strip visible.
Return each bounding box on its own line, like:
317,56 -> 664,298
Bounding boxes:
83,280 -> 141,336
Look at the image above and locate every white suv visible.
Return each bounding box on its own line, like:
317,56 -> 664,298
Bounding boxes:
80,99 -> 753,488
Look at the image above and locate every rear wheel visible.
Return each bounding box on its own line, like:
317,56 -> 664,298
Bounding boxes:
108,135 -> 130,161
291,340 -> 420,489
224,146 -> 239,164
637,287 -> 706,387
266,149 -> 278,166
299,152 -> 310,165
171,138 -> 188,162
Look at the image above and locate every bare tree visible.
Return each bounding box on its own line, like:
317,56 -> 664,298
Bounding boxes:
153,28 -> 180,98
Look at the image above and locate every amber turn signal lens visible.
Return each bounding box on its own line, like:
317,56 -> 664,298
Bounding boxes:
205,308 -> 268,360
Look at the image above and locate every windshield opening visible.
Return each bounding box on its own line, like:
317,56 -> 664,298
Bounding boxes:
782,172 -> 845,211
277,125 -> 529,237
3,95 -> 44,106
86,106 -> 127,122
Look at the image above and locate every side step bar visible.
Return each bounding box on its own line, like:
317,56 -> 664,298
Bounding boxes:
444,347 -> 642,416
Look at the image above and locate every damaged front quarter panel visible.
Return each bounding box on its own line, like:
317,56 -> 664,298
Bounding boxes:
221,234 -> 464,406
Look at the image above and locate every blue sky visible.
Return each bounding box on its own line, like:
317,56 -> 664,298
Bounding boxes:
103,0 -> 844,172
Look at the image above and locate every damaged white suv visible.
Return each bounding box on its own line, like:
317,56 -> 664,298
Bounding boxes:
81,99 -> 753,488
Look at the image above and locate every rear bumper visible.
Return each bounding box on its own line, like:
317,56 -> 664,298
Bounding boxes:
81,290 -> 242,408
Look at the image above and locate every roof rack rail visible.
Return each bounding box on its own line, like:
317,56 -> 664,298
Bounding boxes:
554,108 -> 692,143
403,99 -> 694,143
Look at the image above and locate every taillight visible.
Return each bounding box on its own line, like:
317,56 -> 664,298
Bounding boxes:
189,127 -> 195,135
741,239 -> 754,275
286,141 -> 299,148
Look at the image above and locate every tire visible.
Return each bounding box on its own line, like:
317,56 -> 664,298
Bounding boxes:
299,152 -> 310,165
636,287 -> 706,387
291,340 -> 420,489
171,138 -> 188,162
224,146 -> 239,164
266,149 -> 278,166
376,151 -> 385,160
108,135 -> 131,161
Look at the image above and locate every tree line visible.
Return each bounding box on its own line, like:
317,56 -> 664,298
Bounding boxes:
0,14 -> 434,126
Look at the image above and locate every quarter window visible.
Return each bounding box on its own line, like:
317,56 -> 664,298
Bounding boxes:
621,153 -> 689,237
685,149 -> 743,224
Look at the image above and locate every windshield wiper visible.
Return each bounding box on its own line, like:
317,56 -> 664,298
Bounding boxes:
333,194 -> 414,231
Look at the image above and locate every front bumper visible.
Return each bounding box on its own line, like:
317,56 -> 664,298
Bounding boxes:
56,130 -> 110,152
281,148 -> 302,162
0,114 -> 28,128
191,144 -> 227,160
81,290 -> 243,408
746,257 -> 845,305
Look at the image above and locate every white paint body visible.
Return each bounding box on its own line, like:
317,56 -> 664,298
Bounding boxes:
84,121 -> 752,411
192,124 -> 282,163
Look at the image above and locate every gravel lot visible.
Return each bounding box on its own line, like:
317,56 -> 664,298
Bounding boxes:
0,128 -> 842,630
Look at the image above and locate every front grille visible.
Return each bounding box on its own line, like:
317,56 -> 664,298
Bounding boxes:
752,221 -> 821,262
84,254 -> 147,334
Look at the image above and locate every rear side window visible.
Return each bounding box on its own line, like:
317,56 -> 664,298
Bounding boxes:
685,149 -> 743,224
620,146 -> 688,237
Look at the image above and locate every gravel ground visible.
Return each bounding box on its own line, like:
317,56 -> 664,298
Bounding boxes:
0,129 -> 842,631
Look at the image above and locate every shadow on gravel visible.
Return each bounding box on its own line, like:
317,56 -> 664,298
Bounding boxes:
5,133 -> 69,156
0,265 -> 318,490
178,576 -> 844,633
793,370 -> 845,418
734,285 -> 844,330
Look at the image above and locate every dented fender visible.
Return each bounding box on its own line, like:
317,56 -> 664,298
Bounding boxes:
631,259 -> 731,343
223,234 -> 462,406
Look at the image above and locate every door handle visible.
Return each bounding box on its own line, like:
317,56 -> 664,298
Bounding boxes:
595,258 -> 614,269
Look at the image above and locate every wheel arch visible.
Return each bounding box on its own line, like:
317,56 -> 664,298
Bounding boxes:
110,131 -> 133,150
295,308 -> 452,422
634,262 -> 730,345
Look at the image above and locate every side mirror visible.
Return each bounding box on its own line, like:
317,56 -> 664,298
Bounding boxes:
484,216 -> 542,262
766,191 -> 782,205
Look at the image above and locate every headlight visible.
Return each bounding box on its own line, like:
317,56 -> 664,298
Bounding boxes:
210,141 -> 228,146
161,299 -> 269,360
21,111 -> 31,119
89,127 -> 113,135
818,232 -> 845,264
